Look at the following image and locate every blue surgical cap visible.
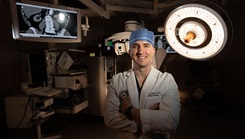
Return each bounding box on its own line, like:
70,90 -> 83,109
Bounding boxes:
129,28 -> 154,47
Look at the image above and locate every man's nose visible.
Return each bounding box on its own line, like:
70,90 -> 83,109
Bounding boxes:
137,45 -> 146,53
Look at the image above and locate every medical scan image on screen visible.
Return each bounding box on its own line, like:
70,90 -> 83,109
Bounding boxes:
154,34 -> 176,53
17,3 -> 78,39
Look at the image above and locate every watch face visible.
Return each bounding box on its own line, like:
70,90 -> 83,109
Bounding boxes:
164,4 -> 228,60
119,90 -> 129,100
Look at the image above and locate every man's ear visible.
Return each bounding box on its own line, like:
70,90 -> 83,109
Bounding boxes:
128,48 -> 132,54
128,49 -> 133,58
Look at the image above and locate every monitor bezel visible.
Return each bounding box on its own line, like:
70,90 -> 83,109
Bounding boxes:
10,0 -> 82,43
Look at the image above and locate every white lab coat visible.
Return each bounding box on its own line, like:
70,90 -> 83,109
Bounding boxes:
104,66 -> 180,139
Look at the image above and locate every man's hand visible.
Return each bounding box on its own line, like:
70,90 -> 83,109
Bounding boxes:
119,92 -> 159,128
149,103 -> 160,110
119,93 -> 132,114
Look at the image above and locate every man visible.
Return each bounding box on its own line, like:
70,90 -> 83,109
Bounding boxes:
104,28 -> 180,139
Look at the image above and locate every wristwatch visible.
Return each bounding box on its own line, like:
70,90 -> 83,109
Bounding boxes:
124,106 -> 133,119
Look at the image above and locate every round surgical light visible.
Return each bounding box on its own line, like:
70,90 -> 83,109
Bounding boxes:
164,3 -> 229,60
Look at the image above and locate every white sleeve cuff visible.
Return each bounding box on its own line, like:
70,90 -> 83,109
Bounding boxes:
128,120 -> 138,133
140,109 -> 151,133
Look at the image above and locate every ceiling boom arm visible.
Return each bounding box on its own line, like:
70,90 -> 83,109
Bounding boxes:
78,0 -> 110,19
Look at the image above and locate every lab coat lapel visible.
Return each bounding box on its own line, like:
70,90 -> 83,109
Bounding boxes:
139,67 -> 158,109
126,70 -> 140,108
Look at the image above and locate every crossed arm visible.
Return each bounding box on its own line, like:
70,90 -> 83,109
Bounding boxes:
119,94 -> 159,128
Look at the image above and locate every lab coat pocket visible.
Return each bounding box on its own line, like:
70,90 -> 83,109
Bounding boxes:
146,92 -> 161,108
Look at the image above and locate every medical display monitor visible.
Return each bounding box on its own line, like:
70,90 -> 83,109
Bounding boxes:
10,0 -> 81,43
155,34 -> 177,54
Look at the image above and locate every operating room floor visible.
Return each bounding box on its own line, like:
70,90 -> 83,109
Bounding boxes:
3,101 -> 245,139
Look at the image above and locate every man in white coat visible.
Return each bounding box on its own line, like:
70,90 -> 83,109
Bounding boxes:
104,28 -> 180,139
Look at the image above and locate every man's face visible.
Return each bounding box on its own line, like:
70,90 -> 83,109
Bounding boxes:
129,40 -> 155,68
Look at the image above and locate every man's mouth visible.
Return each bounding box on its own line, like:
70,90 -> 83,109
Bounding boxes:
137,55 -> 146,59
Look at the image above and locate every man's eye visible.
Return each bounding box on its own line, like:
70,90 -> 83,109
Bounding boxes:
131,45 -> 138,48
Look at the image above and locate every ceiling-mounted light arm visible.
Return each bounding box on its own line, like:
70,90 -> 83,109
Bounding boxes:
105,0 -> 159,15
153,0 -> 158,15
106,5 -> 156,15
81,16 -> 89,36
49,0 -> 59,5
78,0 -> 110,19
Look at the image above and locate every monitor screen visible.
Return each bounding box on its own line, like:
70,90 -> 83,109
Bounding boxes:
10,0 -> 81,43
101,36 -> 116,56
154,34 -> 177,54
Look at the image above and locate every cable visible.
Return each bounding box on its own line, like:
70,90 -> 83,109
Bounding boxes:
15,96 -> 32,128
